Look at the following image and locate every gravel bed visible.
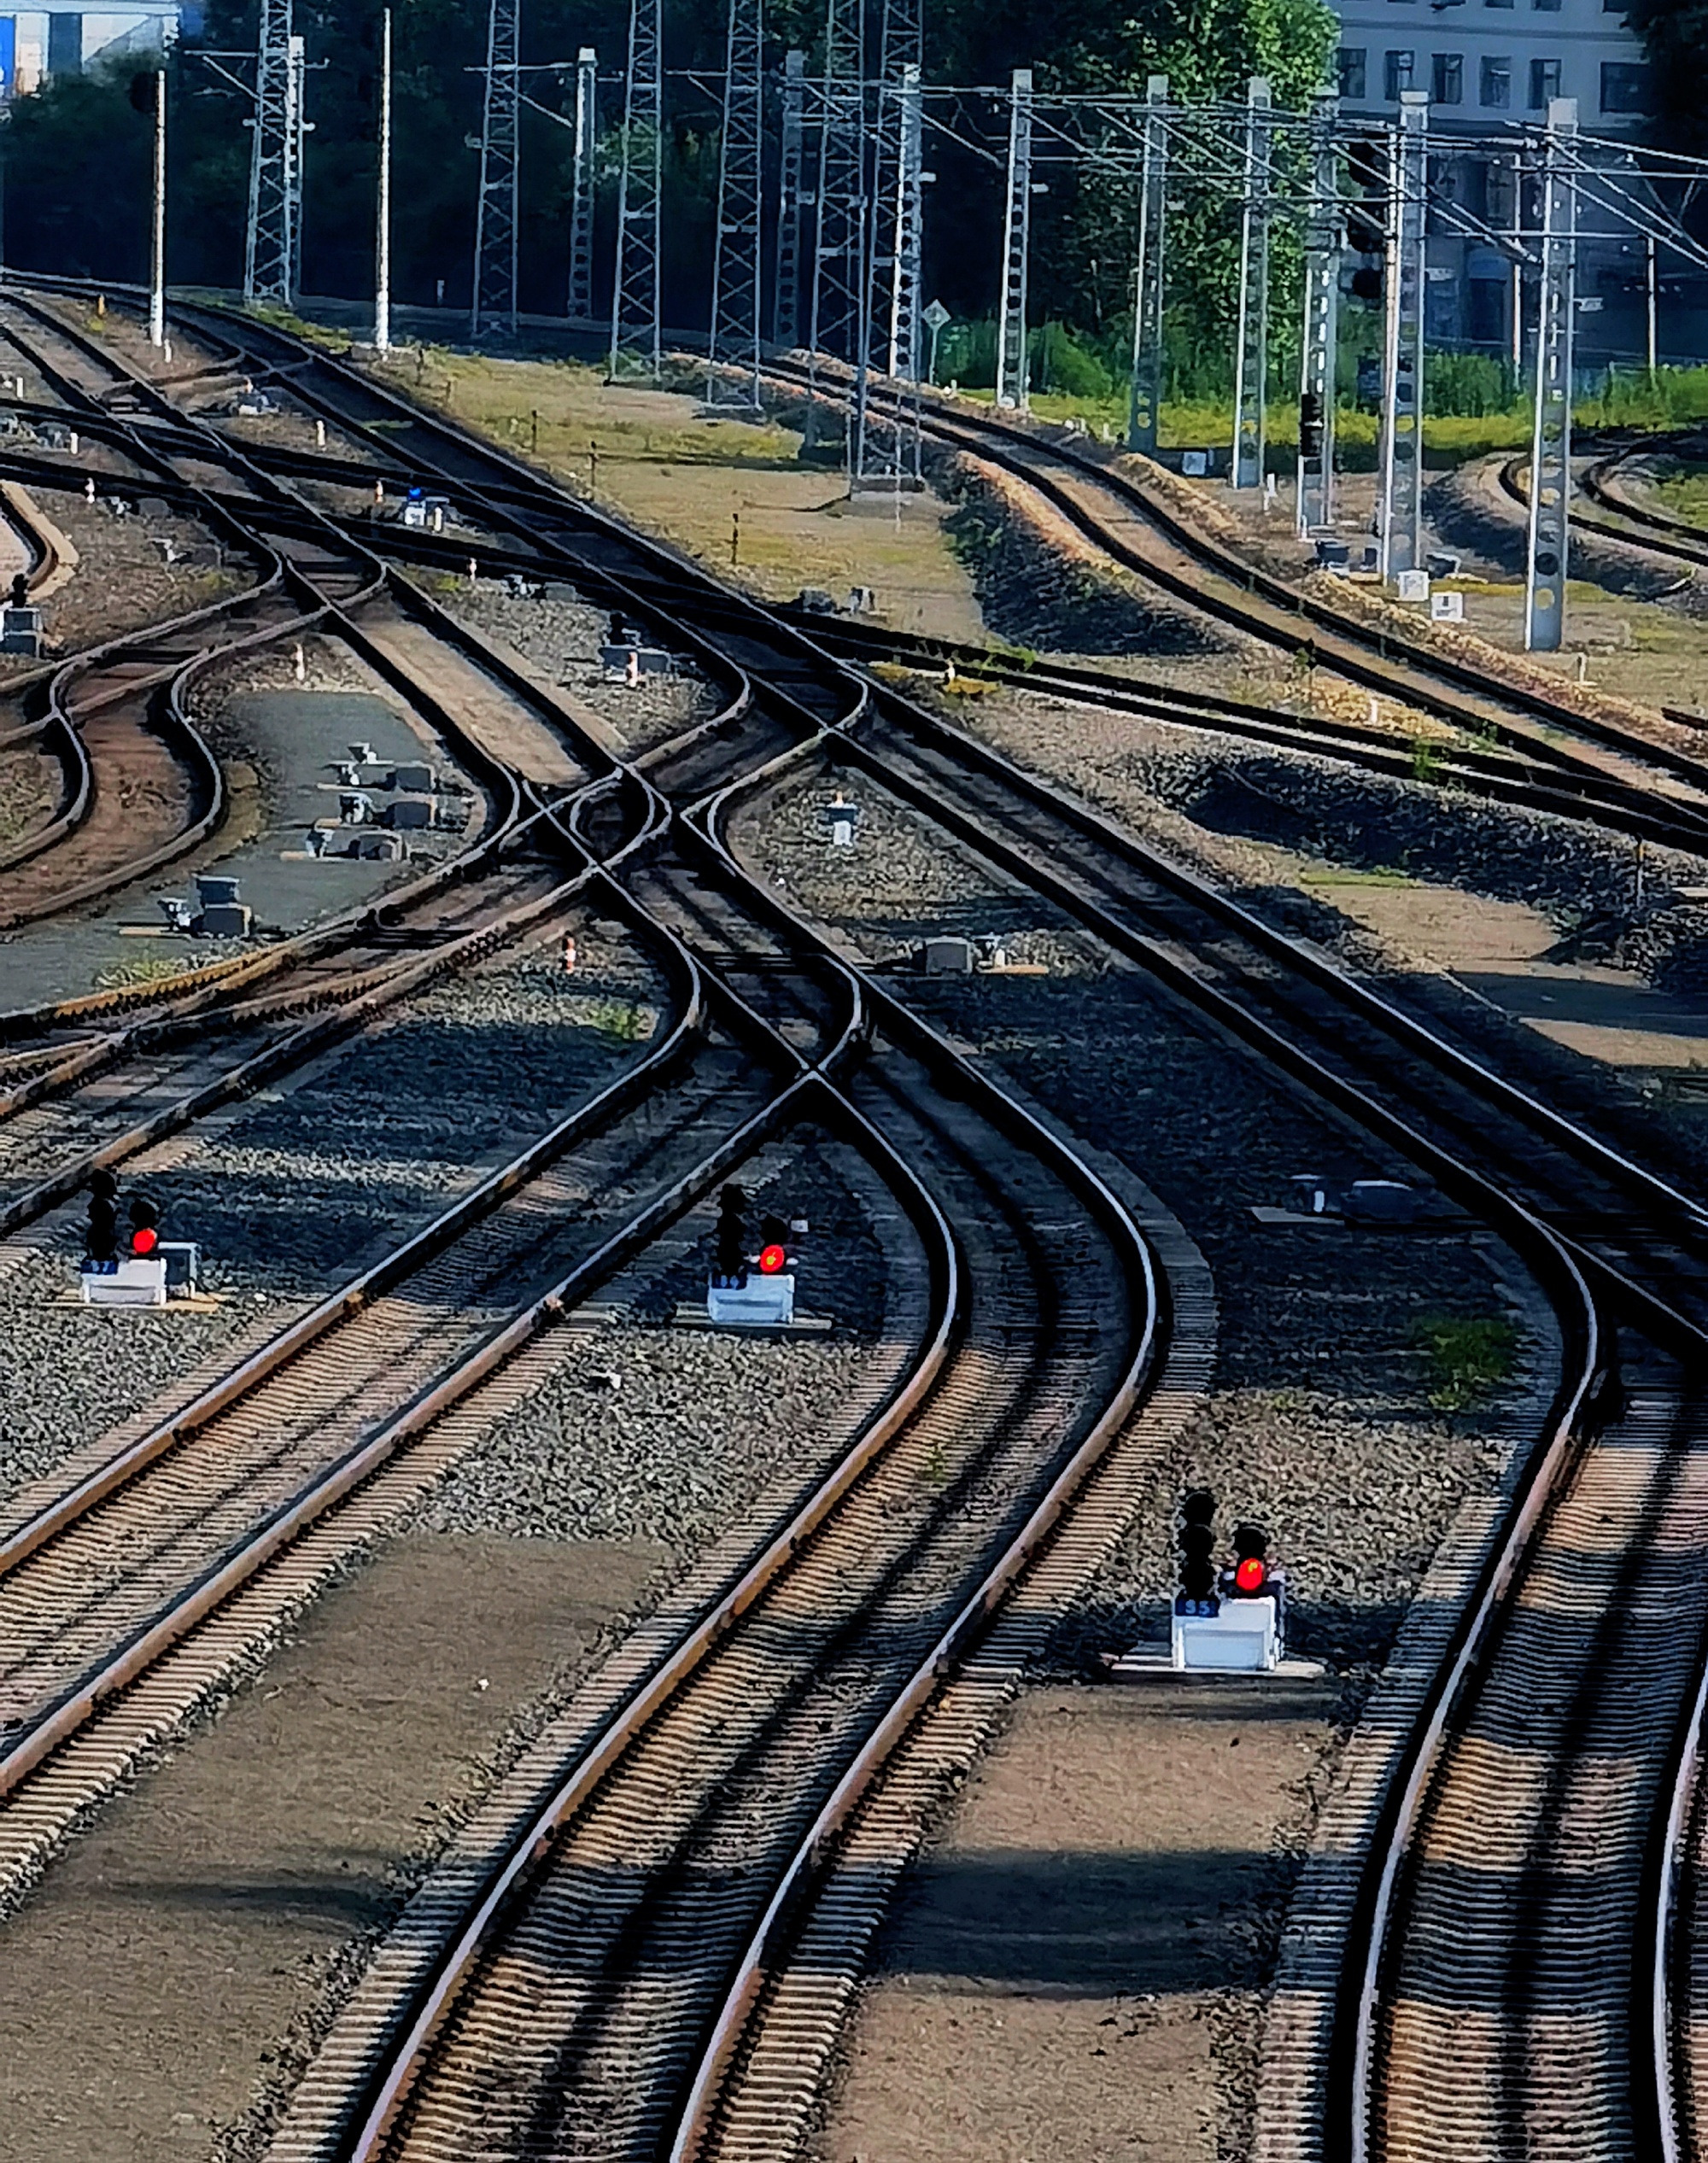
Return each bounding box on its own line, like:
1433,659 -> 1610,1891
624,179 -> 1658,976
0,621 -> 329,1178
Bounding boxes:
947,685 -> 1708,1191
0,1245 -> 255,1505
0,742 -> 55,845
735,757 -> 1522,1676
25,489 -> 245,658
444,579 -> 712,753
742,762 -> 1103,977
936,454 -> 1244,659
419,1129 -> 887,1545
1,918 -> 665,1508
208,1129 -> 915,2163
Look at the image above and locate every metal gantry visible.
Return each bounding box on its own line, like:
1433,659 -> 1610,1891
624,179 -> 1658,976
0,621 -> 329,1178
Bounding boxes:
804,0 -> 865,451
1296,91 -> 1341,535
1525,96 -> 1579,652
774,48 -> 806,348
471,0 -> 519,338
244,0 -> 296,307
705,0 -> 765,411
1126,73 -> 1168,455
1378,91 -> 1428,579
873,0 -> 922,381
567,45 -> 596,322
994,66 -> 1034,412
1231,76 -> 1272,490
609,0 -> 662,378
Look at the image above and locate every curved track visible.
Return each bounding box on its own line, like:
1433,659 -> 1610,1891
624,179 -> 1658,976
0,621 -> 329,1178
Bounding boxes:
10,284 -> 1708,2163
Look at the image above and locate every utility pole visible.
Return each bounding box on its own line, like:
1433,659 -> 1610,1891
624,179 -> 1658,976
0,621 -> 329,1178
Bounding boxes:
244,0 -> 295,306
994,66 -> 1033,412
1126,73 -> 1167,454
373,7 -> 391,352
149,67 -> 166,347
567,45 -> 596,321
609,0 -> 662,378
705,0 -> 763,411
1296,91 -> 1340,535
1378,90 -> 1428,580
1525,96 -> 1578,653
471,0 -> 519,338
1231,77 -> 1272,489
1647,231 -> 1658,375
774,49 -> 805,348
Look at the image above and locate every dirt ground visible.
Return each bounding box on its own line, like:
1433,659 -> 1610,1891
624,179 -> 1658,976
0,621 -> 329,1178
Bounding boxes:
0,1530 -> 664,2163
821,1677 -> 1338,2163
369,351 -> 987,639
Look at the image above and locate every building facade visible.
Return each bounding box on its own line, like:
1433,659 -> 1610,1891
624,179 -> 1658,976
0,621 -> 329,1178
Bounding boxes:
0,1 -> 176,96
1333,0 -> 1661,362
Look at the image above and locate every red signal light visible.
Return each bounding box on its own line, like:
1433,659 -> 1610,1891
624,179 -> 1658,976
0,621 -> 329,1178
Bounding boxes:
131,1225 -> 159,1257
757,1242 -> 787,1275
1234,1556 -> 1266,1595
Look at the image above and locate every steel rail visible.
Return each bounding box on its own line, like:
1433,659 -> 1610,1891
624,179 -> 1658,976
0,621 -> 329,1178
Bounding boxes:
765,354 -> 1708,821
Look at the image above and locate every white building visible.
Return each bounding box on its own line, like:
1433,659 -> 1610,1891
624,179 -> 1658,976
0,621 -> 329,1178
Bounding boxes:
0,1 -> 176,96
1332,0 -> 1657,357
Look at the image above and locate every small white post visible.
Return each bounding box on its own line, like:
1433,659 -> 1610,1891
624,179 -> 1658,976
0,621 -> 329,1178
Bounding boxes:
374,8 -> 393,353
149,68 -> 167,348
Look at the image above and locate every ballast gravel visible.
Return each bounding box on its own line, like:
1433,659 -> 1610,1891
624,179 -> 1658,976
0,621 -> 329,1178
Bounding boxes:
0,918 -> 664,1506
445,579 -> 711,753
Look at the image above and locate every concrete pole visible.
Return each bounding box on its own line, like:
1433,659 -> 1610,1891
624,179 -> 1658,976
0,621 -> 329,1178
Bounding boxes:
149,68 -> 166,348
1647,231 -> 1658,377
374,8 -> 392,352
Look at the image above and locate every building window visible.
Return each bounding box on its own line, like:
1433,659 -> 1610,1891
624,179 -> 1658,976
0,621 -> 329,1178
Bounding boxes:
1432,52 -> 1465,102
1481,56 -> 1512,106
1600,60 -> 1652,109
1533,0 -> 1562,10
1530,56 -> 1561,104
1385,48 -> 1415,97
1338,46 -> 1368,97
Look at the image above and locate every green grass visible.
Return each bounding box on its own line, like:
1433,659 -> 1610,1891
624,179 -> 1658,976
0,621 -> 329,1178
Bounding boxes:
1297,865 -> 1417,887
1415,1314 -> 1520,1412
1652,468 -> 1708,529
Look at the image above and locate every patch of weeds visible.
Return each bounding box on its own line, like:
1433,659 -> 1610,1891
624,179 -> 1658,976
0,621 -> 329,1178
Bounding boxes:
1411,735 -> 1441,784
93,955 -> 196,991
940,674 -> 995,699
580,997 -> 653,1042
1415,1313 -> 1519,1412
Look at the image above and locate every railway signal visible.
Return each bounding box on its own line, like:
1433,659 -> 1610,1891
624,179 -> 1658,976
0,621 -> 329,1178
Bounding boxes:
1174,1488 -> 1220,1616
1228,1522 -> 1270,1599
86,1168 -> 119,1265
128,1195 -> 161,1258
713,1183 -> 748,1288
705,1186 -> 798,1329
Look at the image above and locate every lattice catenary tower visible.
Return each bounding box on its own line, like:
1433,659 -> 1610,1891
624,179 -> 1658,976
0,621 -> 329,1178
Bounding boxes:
610,0 -> 662,377
471,0 -> 519,338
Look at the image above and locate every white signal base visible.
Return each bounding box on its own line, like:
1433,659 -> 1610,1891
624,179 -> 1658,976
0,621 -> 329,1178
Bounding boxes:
706,1272 -> 796,1328
80,1257 -> 168,1307
1172,1595 -> 1279,1673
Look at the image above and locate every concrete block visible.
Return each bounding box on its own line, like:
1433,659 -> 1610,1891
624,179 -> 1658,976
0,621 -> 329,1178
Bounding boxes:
922,937 -> 974,975
1171,1595 -> 1278,1672
197,903 -> 251,938
392,762 -> 436,794
81,1256 -> 168,1307
706,1273 -> 796,1327
357,832 -> 406,860
385,797 -> 434,830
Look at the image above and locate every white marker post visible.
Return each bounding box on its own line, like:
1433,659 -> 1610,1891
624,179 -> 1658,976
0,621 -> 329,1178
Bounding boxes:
149,68 -> 167,348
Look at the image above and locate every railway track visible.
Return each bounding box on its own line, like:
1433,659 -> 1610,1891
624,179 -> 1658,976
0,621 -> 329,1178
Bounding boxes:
15,285 -> 1708,2163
